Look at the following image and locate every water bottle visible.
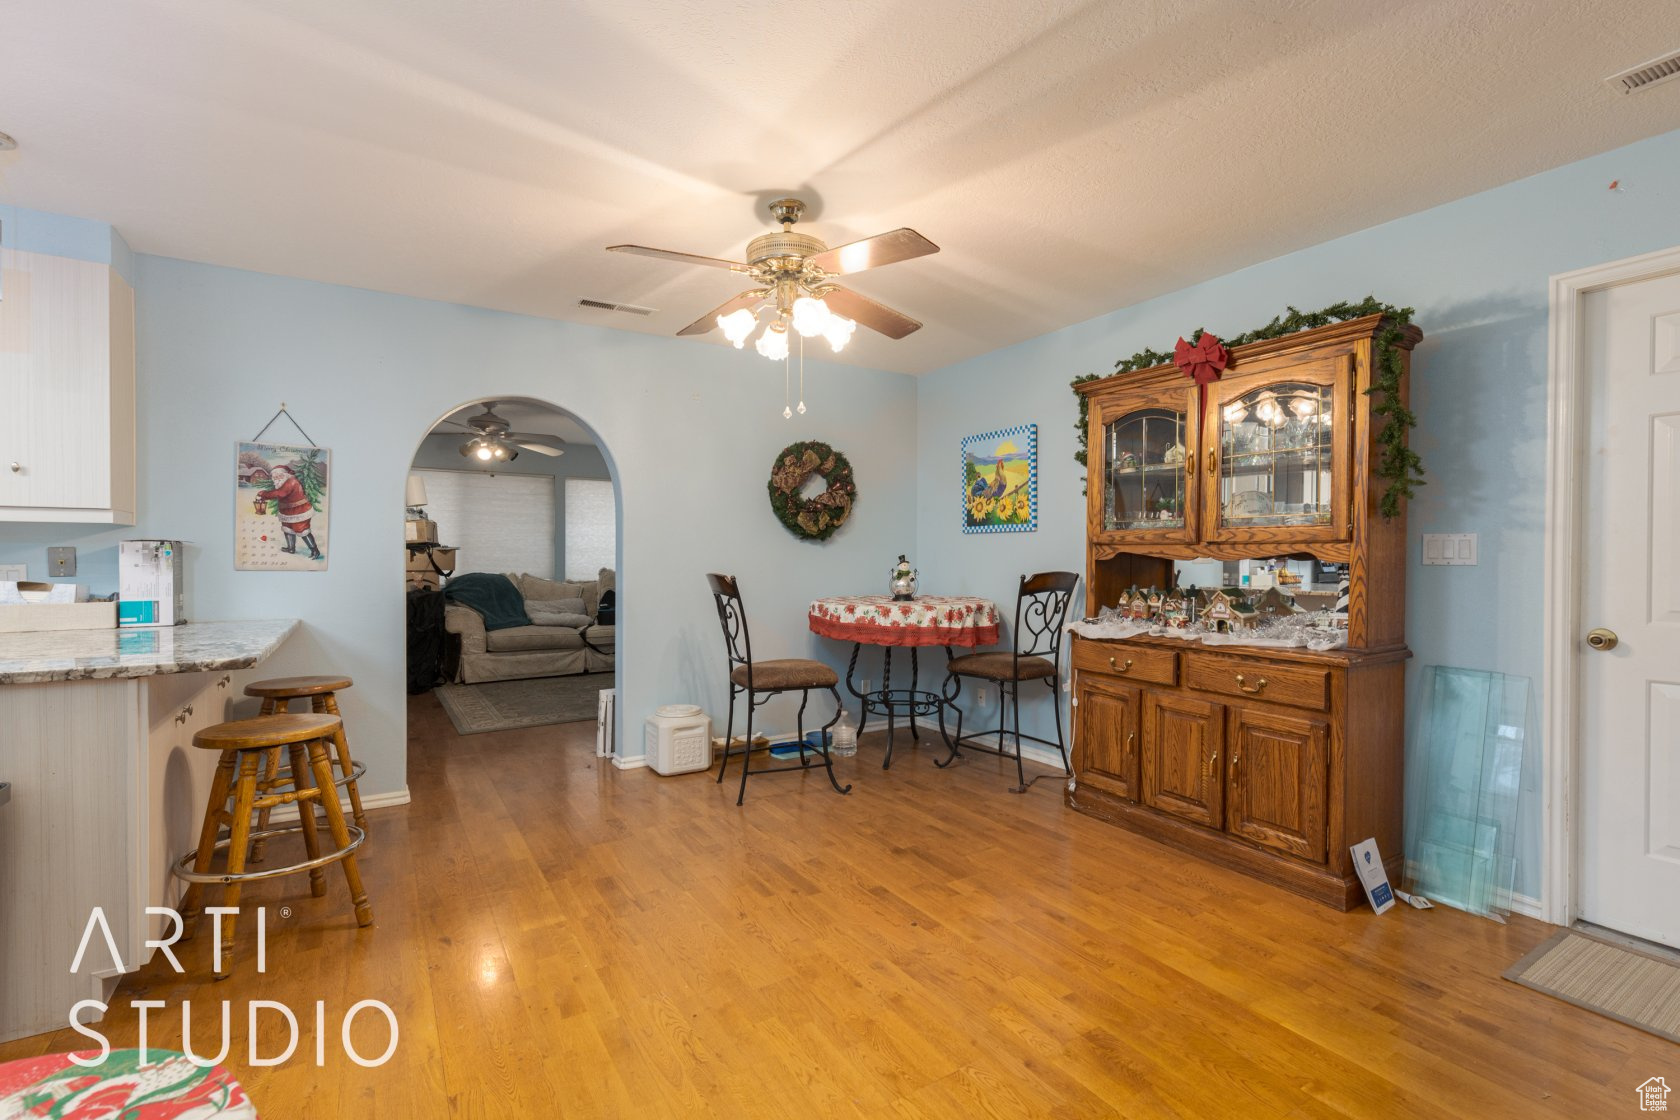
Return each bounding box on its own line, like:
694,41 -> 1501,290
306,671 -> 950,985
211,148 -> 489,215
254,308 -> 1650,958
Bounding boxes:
831,710 -> 858,757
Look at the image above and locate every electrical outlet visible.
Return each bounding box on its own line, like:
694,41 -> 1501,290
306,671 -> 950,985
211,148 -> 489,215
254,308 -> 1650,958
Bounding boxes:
976,687 -> 988,705
861,678 -> 872,695
0,563 -> 24,582
47,547 -> 76,577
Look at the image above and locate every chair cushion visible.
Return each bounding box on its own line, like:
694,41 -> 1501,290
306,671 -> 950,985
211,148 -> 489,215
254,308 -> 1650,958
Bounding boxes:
731,659 -> 838,690
519,573 -> 591,603
582,624 -> 615,650
947,652 -> 1057,681
486,625 -> 584,653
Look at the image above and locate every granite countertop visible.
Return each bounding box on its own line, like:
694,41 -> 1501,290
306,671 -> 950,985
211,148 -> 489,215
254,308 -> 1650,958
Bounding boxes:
0,619 -> 299,685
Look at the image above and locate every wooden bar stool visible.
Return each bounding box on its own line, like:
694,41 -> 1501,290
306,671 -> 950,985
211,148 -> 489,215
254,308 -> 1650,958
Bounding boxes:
175,713 -> 373,978
243,675 -> 367,859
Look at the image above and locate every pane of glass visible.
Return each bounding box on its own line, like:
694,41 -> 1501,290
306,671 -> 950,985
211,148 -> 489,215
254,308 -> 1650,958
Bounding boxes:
1102,406 -> 1188,531
1218,381 -> 1333,529
1404,666 -> 1530,918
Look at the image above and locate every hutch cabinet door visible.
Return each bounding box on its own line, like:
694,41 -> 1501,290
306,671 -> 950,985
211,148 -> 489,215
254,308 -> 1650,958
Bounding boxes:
1200,354 -> 1352,545
1227,706 -> 1329,863
1074,674 -> 1140,801
1088,382 -> 1200,544
1141,691 -> 1225,829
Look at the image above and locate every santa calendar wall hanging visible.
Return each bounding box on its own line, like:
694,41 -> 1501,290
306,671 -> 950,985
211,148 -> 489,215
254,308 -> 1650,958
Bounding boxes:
236,405 -> 331,571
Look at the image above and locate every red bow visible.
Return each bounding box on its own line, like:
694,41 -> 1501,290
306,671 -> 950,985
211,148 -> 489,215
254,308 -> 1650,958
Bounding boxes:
1174,333 -> 1230,385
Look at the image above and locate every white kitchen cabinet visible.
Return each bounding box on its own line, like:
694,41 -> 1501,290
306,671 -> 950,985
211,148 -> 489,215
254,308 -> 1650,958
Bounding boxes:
0,247 -> 136,523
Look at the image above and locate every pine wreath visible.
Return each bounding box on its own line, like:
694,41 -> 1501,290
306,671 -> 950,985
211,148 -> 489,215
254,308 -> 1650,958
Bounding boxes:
767,441 -> 856,541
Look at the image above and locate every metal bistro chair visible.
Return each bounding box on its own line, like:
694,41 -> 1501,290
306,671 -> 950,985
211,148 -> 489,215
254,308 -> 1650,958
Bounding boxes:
708,574 -> 852,806
937,571 -> 1080,793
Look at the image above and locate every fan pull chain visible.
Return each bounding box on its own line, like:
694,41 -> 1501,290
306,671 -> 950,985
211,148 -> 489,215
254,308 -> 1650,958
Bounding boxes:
798,334 -> 807,415
783,347 -> 792,419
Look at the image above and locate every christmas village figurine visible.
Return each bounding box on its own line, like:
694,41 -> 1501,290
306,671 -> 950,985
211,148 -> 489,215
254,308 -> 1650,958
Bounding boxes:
1145,586 -> 1164,618
1254,586 -> 1306,618
1161,588 -> 1191,629
1126,586 -> 1153,622
1113,587 -> 1133,617
1200,588 -> 1260,633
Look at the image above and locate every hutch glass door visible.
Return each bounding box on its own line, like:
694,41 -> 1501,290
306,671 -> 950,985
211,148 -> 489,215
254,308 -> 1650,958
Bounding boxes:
1206,362 -> 1351,542
1102,405 -> 1191,534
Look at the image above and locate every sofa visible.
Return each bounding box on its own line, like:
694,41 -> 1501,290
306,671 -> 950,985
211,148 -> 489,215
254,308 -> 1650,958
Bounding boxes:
445,569 -> 615,684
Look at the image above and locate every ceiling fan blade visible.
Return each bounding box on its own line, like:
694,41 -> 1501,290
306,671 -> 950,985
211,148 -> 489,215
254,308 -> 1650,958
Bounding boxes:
514,440 -> 564,457
506,431 -> 562,444
608,245 -> 751,272
678,289 -> 768,337
820,286 -> 923,340
808,228 -> 939,277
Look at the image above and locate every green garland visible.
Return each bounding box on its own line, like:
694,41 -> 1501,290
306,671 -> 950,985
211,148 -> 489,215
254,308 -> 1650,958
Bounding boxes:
767,440 -> 856,541
1071,297 -> 1422,518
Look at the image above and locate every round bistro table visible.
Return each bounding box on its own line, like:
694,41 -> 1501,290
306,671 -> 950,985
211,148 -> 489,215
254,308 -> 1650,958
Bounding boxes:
808,593 -> 1000,769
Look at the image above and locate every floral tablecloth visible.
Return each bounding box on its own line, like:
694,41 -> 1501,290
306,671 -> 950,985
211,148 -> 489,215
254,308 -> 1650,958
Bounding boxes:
808,594 -> 999,648
0,1050 -> 257,1118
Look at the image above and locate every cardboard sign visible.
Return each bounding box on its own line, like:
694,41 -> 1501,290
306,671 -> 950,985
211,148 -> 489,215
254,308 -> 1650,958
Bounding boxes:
1350,837 -> 1395,914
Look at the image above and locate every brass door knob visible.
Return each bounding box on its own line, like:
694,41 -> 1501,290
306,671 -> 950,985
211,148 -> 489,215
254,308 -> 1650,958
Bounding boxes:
1586,627 -> 1618,651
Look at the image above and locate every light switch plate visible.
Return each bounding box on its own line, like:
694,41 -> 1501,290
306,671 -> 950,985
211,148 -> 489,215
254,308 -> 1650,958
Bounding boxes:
1422,533 -> 1477,565
0,563 -> 24,582
47,547 -> 77,577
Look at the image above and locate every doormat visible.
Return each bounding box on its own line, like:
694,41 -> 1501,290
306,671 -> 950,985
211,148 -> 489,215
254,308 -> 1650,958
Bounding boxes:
1504,927 -> 1680,1044
436,673 -> 613,735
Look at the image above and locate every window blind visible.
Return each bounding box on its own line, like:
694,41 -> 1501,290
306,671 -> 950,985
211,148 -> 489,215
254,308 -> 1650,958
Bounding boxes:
414,469 -> 555,579
564,477 -> 616,581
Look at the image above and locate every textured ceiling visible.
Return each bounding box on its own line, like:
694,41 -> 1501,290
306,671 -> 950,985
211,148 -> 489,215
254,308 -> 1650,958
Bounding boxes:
2,0 -> 1677,374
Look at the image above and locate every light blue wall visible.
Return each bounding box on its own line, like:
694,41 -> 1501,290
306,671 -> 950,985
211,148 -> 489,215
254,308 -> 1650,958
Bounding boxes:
0,246 -> 919,798
916,127 -> 1680,899
410,430 -> 612,581
0,205 -> 134,284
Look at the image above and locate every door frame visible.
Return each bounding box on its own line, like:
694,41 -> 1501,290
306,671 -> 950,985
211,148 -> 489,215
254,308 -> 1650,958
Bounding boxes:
1542,242 -> 1680,925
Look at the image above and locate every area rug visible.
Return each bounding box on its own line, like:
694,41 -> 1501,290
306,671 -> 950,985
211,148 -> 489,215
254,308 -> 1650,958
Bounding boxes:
436,673 -> 614,735
1504,927 -> 1680,1043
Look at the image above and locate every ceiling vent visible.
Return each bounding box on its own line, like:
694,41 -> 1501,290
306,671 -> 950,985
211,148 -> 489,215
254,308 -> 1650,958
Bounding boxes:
1605,50 -> 1680,94
578,298 -> 656,316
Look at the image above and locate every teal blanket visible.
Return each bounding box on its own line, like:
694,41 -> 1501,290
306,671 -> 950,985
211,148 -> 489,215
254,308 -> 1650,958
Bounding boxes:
443,573 -> 531,631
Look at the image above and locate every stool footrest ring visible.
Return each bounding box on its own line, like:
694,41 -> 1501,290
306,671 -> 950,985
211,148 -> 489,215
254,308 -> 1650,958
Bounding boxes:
171,823 -> 366,886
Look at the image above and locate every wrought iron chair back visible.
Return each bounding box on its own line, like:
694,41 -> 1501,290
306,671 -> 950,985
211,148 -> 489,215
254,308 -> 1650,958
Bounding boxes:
707,572 -> 754,679
1010,571 -> 1079,673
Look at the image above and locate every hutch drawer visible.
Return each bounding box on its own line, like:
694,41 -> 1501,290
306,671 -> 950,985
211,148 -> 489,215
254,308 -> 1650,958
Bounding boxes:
1072,641 -> 1178,686
1184,652 -> 1330,712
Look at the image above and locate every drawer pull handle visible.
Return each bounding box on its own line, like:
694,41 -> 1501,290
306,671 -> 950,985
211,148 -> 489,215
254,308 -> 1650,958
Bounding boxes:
1108,657 -> 1133,673
175,703 -> 194,724
217,674 -> 231,689
1235,674 -> 1267,694
8,462 -> 19,474
1206,450 -> 1216,478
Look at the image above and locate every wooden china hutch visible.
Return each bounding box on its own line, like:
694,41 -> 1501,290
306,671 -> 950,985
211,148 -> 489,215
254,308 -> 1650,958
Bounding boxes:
1069,314 -> 1420,909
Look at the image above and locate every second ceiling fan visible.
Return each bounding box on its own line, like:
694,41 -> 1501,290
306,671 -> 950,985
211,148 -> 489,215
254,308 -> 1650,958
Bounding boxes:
608,198 -> 939,359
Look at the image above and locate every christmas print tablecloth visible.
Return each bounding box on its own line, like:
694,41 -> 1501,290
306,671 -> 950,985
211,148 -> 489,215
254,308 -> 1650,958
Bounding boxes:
0,1049 -> 257,1118
808,594 -> 999,648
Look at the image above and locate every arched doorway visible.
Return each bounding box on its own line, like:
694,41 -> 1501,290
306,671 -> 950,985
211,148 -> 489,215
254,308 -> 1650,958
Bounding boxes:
401,396 -> 624,776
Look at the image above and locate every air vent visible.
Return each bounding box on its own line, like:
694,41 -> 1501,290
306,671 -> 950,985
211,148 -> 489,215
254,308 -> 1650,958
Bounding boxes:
578,298 -> 656,316
1606,50 -> 1680,94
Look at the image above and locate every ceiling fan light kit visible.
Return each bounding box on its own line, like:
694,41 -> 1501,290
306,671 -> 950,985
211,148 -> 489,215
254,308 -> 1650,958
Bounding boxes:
607,197 -> 940,371
445,402 -> 565,462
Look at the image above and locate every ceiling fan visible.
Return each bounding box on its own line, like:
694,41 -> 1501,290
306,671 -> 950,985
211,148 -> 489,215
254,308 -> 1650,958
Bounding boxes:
439,402 -> 564,462
608,198 -> 939,359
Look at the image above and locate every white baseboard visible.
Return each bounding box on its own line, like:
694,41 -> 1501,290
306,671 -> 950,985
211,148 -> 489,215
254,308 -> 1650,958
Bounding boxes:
611,754 -> 647,769
263,787 -> 410,826
908,716 -> 1066,771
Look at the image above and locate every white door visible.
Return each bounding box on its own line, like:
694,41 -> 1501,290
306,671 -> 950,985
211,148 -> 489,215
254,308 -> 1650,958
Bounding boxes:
1578,269 -> 1680,947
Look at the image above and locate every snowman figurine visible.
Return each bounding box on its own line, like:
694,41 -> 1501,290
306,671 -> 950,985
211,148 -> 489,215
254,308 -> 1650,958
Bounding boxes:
890,555 -> 918,601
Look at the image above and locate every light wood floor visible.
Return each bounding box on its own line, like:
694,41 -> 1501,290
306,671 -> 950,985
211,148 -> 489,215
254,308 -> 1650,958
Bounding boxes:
4,695 -> 1673,1117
